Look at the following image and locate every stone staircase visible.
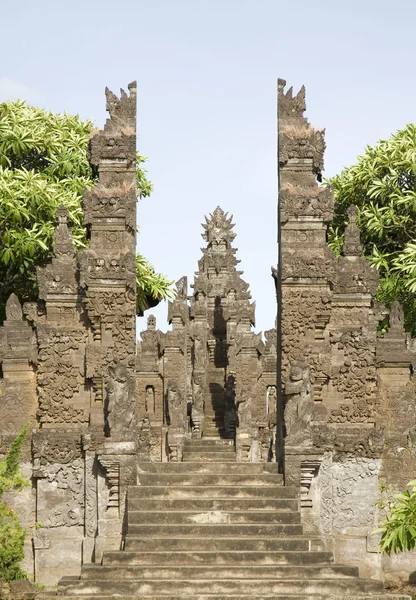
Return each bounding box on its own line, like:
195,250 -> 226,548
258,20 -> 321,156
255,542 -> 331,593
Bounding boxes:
183,438 -> 236,462
56,460 -> 409,600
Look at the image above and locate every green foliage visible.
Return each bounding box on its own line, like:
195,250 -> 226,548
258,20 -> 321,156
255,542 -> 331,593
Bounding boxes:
0,425 -> 30,582
136,254 -> 175,315
136,153 -> 153,199
327,123 -> 416,335
0,424 -> 30,498
0,504 -> 27,582
374,480 -> 416,555
0,100 -> 173,321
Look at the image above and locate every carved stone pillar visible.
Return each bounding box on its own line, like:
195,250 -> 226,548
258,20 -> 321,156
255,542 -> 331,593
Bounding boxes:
0,294 -> 37,436
81,83 -> 138,427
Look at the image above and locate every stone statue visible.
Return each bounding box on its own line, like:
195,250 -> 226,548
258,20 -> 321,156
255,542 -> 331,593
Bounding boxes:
284,361 -> 312,445
267,385 -> 277,426
237,386 -> 252,430
5,293 -> 23,321
145,385 -> 155,414
106,364 -> 135,439
167,381 -> 185,429
192,333 -> 204,369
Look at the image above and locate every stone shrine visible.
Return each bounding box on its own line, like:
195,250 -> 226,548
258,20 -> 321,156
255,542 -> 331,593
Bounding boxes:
136,205 -> 277,464
0,80 -> 415,598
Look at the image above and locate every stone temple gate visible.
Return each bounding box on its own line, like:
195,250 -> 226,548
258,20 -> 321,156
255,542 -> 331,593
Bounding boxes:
1,80 -> 416,595
136,205 -> 277,463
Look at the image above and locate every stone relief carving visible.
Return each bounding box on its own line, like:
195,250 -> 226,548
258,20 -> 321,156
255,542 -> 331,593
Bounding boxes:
105,364 -> 135,439
284,362 -> 313,445
166,380 -> 186,429
237,385 -> 253,431
32,431 -> 84,529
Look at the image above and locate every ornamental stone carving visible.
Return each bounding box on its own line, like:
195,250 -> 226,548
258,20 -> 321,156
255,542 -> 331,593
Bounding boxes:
105,364 -> 136,439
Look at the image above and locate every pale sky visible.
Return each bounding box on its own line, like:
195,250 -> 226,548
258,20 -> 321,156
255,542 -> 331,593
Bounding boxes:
1,0 -> 415,334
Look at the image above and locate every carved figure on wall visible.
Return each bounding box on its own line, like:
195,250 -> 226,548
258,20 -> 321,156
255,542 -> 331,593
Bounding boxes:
267,385 -> 277,426
106,364 -> 135,438
284,361 -> 312,445
167,380 -> 185,429
192,333 -> 205,369
237,386 -> 252,430
145,385 -> 155,414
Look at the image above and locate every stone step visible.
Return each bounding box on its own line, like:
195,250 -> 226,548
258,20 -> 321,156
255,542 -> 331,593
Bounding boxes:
182,454 -> 236,462
136,473 -> 284,486
80,564 -> 359,580
137,463 -> 279,474
58,577 -> 385,596
55,595 -> 412,600
126,523 -> 304,536
102,550 -> 334,566
201,434 -> 234,440
184,439 -> 234,447
127,510 -> 301,525
127,497 -> 298,511
182,451 -> 235,458
183,445 -> 235,453
123,536 -> 312,552
128,484 -> 294,499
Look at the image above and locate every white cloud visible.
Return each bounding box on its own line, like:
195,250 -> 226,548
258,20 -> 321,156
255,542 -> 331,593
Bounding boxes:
0,76 -> 40,102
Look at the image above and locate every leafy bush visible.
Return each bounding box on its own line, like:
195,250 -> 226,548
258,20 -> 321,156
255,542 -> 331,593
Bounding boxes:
0,424 -> 30,582
0,504 -> 27,581
375,480 -> 416,555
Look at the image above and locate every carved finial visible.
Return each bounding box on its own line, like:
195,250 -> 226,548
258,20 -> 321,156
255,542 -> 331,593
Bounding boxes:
54,205 -> 75,258
105,81 -> 136,130
278,79 -> 306,120
147,314 -> 156,331
175,277 -> 188,297
5,293 -> 23,321
202,207 -> 236,246
342,205 -> 362,256
389,301 -> 404,331
56,205 -> 68,225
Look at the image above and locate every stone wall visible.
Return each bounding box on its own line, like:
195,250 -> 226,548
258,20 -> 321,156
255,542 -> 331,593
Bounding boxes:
278,79 -> 416,581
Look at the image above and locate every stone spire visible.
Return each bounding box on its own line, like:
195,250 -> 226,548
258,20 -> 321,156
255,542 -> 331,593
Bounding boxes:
193,206 -> 251,304
37,205 -> 78,301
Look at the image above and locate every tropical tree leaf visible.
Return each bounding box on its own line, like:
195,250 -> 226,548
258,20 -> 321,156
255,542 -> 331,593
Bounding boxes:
0,100 -> 174,321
